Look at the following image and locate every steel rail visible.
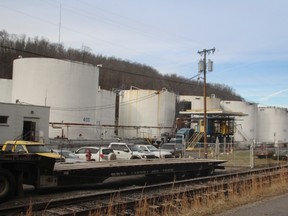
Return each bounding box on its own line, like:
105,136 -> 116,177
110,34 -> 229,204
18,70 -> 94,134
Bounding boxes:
1,164 -> 287,215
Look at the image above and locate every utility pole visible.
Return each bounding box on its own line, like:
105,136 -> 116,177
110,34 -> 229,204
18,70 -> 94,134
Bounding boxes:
198,48 -> 215,159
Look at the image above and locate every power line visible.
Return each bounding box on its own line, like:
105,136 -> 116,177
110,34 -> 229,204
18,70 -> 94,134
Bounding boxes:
51,91 -> 158,111
0,44 -> 201,88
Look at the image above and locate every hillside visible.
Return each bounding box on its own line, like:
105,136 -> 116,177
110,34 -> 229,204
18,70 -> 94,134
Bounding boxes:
0,30 -> 243,101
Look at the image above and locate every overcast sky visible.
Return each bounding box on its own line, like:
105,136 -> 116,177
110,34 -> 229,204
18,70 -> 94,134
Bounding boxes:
1,0 -> 288,107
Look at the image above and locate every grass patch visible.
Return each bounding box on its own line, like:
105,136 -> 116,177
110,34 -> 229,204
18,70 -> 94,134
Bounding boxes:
187,149 -> 288,167
180,168 -> 288,216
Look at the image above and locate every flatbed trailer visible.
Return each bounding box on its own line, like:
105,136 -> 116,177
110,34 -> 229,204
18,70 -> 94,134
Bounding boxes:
0,152 -> 226,202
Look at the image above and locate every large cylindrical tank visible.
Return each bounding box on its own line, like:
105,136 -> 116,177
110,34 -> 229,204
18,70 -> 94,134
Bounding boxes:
12,58 -> 105,140
118,89 -> 176,140
180,95 -> 221,110
0,78 -> 12,103
257,107 -> 288,144
221,101 -> 257,146
95,89 -> 116,139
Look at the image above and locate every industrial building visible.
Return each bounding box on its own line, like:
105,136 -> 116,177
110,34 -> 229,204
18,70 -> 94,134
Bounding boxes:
0,102 -> 50,144
3,57 -> 177,143
178,95 -> 288,148
0,57 -> 287,147
4,58 -> 116,141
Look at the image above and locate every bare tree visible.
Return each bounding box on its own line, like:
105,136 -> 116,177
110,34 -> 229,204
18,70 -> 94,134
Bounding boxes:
0,30 -> 243,101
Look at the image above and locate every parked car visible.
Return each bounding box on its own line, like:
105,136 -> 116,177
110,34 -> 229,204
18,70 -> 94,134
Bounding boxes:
109,142 -> 156,160
74,146 -> 117,161
159,143 -> 184,158
53,149 -> 85,163
136,144 -> 174,158
272,149 -> 288,160
255,144 -> 275,159
2,140 -> 64,162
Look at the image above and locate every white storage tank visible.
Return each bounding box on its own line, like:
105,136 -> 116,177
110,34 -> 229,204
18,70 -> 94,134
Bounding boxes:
0,78 -> 12,103
12,58 -> 114,140
118,88 -> 176,140
221,101 -> 257,146
257,106 -> 288,144
180,95 -> 221,110
95,88 -> 116,139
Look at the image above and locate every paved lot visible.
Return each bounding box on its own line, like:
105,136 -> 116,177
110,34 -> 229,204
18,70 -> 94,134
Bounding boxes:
217,193 -> 288,216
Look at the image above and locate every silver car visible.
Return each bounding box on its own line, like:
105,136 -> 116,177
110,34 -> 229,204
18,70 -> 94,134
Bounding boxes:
53,149 -> 85,163
109,142 -> 156,160
137,144 -> 174,158
159,143 -> 184,158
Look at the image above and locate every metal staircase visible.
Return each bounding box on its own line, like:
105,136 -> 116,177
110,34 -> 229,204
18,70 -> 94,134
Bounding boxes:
235,124 -> 250,142
186,132 -> 204,150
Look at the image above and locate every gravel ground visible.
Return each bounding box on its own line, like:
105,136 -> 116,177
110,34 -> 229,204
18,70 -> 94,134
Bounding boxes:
215,192 -> 288,216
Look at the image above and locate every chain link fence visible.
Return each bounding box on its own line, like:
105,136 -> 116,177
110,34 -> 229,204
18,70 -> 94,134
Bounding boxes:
185,141 -> 288,168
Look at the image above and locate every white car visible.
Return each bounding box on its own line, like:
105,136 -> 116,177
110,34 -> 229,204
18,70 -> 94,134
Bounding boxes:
74,146 -> 117,161
136,144 -> 174,158
108,142 -> 156,160
53,149 -> 85,163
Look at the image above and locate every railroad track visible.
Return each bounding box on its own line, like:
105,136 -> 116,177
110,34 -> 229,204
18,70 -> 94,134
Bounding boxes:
1,165 -> 288,216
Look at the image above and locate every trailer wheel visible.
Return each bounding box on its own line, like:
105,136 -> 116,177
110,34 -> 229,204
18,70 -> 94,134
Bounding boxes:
0,170 -> 16,201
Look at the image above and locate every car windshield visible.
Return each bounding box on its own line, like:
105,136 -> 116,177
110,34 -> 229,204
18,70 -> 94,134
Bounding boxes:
146,145 -> 159,152
26,145 -> 52,153
129,145 -> 142,151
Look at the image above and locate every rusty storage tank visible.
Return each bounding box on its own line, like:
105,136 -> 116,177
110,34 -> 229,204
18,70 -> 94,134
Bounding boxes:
12,58 -> 115,140
257,106 -> 288,144
118,88 -> 176,141
221,101 -> 257,148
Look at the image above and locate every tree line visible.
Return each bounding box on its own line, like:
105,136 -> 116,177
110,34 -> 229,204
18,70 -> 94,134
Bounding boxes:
0,30 -> 243,101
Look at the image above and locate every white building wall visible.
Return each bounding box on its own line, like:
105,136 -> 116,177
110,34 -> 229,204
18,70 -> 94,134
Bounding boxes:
118,89 -> 176,140
0,102 -> 49,144
0,79 -> 12,103
11,58 -> 114,140
221,101 -> 257,144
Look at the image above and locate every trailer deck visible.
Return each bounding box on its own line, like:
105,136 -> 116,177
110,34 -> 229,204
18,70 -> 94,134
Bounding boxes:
52,158 -> 226,187
0,153 -> 226,201
54,158 -> 226,171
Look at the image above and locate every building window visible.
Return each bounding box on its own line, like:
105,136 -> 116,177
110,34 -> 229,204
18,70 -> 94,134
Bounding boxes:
0,116 -> 8,124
